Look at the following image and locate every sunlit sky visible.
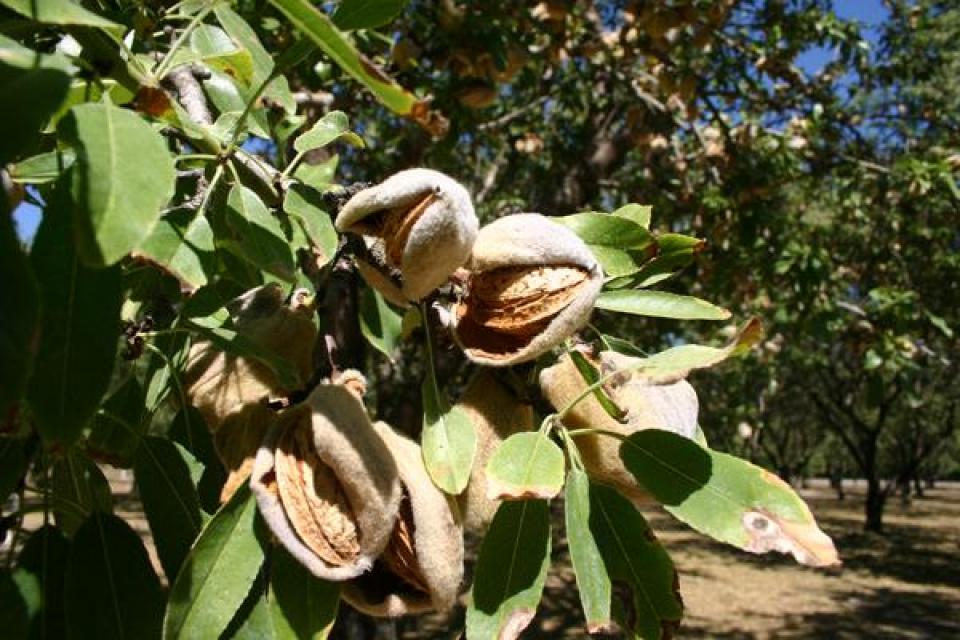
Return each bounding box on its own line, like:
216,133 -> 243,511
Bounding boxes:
12,0 -> 891,244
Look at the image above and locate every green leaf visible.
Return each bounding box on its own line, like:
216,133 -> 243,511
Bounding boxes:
0,570 -> 31,639
632,250 -> 697,288
595,290 -> 731,321
26,196 -> 122,445
50,450 -> 113,537
221,184 -> 296,282
467,500 -> 551,639
333,0 -> 406,31
163,485 -> 266,640
293,153 -> 339,187
189,24 -> 255,86
611,203 -> 652,228
0,211 -> 39,417
555,212 -> 654,249
631,318 -> 763,380
270,547 -> 340,638
267,0 -> 421,115
293,110 -> 364,152
569,350 -> 625,421
201,70 -> 271,138
588,481 -> 683,638
213,5 -> 297,112
0,0 -> 121,30
0,42 -> 72,165
283,184 -> 339,265
169,405 -> 229,514
359,286 -> 404,360
136,207 -> 217,292
65,513 -> 165,639
587,246 -> 645,278
620,430 -> 839,567
8,149 -> 76,184
563,470 -> 611,633
15,525 -> 70,640
486,432 -> 565,500
58,103 -> 176,266
421,376 -> 477,495
87,377 -> 145,467
135,436 -> 206,583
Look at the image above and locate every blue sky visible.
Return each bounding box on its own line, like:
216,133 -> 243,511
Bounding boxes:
12,0 -> 891,244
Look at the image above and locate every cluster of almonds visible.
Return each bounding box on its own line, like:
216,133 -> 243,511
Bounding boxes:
182,168 -> 704,617
335,168 -> 604,366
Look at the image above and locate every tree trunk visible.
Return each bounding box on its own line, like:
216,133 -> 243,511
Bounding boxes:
829,467 -> 845,500
913,475 -> 925,498
864,479 -> 887,533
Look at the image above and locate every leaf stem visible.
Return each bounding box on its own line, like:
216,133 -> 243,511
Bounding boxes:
420,302 -> 444,408
153,2 -> 218,80
565,427 -> 628,441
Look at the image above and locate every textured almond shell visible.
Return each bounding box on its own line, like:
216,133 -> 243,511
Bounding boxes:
455,371 -> 535,532
183,284 -> 317,502
455,213 -> 603,366
341,423 -> 464,617
336,168 -> 479,301
250,384 -> 402,581
540,351 -> 699,506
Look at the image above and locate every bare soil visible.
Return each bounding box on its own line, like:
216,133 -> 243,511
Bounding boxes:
5,477 -> 958,639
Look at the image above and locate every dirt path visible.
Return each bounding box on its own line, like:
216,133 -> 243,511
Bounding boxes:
5,476 -> 958,638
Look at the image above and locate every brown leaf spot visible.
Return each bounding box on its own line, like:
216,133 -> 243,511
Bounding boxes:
134,86 -> 173,118
741,508 -> 840,567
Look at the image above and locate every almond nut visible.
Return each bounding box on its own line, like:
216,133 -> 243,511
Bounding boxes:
454,214 -> 603,366
336,169 -> 478,303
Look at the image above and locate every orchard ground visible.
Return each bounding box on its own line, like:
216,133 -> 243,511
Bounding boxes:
5,476 -> 958,639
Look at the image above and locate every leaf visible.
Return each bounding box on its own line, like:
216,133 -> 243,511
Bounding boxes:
213,5 -> 297,112
0,569 -> 33,639
64,513 -> 165,639
588,246 -> 646,279
270,547 -> 340,638
555,212 -> 654,249
0,41 -> 72,165
631,318 -> 763,381
293,153 -> 339,187
466,500 -> 551,640
588,481 -> 683,638
221,184 -> 296,282
293,110 -> 364,152
564,470 -> 611,633
485,432 -> 565,500
58,103 -> 177,266
26,195 -> 122,445
201,70 -> 271,138
0,0 -> 121,30
50,450 -> 113,537
421,376 -> 477,495
8,149 -> 76,184
569,350 -> 625,421
632,250 -> 697,288
0,211 -> 39,417
620,430 -> 839,567
283,184 -> 339,265
187,314 -> 300,389
135,436 -> 206,583
189,24 -> 255,86
15,525 -> 70,639
169,405 -> 229,513
359,286 -> 404,360
87,377 -> 145,466
163,485 -> 266,640
595,290 -> 731,321
333,0 -> 406,31
135,206 -> 217,292
611,203 -> 652,228
266,0 -> 421,115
